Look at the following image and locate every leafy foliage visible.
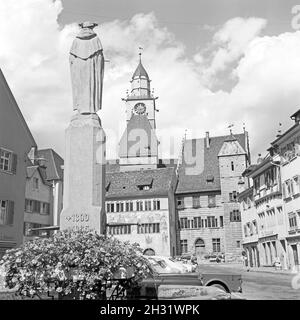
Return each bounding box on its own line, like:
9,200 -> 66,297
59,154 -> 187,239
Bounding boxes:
0,230 -> 152,299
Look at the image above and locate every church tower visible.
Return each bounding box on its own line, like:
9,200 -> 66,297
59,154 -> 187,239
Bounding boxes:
119,54 -> 159,171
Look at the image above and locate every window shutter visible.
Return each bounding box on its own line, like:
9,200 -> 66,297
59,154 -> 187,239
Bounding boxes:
11,153 -> 17,174
7,201 -> 14,225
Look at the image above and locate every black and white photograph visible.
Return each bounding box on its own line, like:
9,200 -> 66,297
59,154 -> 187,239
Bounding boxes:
0,0 -> 300,308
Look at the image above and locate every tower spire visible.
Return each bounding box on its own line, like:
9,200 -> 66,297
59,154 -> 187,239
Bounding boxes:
138,46 -> 143,63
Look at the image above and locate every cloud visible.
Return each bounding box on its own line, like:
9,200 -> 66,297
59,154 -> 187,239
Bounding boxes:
0,1 -> 300,163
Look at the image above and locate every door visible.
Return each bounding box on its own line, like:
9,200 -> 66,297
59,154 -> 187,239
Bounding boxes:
195,238 -> 205,262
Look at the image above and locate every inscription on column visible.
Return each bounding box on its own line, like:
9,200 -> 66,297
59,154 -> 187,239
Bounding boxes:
65,213 -> 93,232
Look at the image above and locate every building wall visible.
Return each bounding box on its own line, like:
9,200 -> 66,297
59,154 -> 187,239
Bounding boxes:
219,154 -> 247,259
24,169 -> 53,241
177,193 -> 225,257
106,197 -> 172,256
281,156 -> 300,269
0,72 -> 36,256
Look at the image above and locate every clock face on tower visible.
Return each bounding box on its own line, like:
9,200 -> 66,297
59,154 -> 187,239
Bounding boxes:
133,102 -> 146,115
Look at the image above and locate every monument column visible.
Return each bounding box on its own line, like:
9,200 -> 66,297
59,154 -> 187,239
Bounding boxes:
60,22 -> 106,234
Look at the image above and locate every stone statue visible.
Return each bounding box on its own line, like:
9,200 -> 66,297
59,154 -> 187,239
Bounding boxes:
69,22 -> 104,114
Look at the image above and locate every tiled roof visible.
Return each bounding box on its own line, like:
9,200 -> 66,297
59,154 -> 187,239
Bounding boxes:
37,149 -> 64,180
106,167 -> 176,199
176,133 -> 246,194
132,61 -> 149,79
106,158 -> 178,173
26,165 -> 51,186
119,114 -> 158,158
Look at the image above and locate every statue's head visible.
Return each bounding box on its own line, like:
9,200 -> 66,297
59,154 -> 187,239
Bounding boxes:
79,21 -> 98,30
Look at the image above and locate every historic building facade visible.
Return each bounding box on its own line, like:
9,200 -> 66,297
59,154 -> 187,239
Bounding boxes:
37,149 -> 64,228
106,168 -> 178,256
23,148 -> 64,240
24,160 -> 53,240
175,132 -> 250,261
238,185 -> 260,267
0,68 -> 36,257
240,157 -> 288,268
269,109 -> 300,270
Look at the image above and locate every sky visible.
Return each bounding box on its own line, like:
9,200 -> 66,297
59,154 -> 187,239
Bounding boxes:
1,0 -> 300,161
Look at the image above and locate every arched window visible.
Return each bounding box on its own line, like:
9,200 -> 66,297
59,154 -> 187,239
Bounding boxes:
195,238 -> 205,248
143,248 -> 155,256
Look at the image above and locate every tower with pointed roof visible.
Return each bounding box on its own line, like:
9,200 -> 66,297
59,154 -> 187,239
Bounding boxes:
119,54 -> 159,171
218,131 -> 250,259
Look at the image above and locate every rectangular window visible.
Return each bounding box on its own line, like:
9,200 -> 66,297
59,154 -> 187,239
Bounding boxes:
33,200 -> 41,213
33,177 -> 39,190
220,216 -> 224,227
231,161 -> 235,171
109,224 -> 131,235
107,203 -> 114,213
194,217 -> 201,229
137,201 -> 143,211
192,196 -> 200,208
25,199 -> 34,212
208,195 -> 216,207
212,238 -> 221,253
137,223 -> 160,234
230,210 -> 241,222
237,241 -> 241,248
0,200 -> 14,226
41,203 -> 50,215
0,149 -> 16,174
124,201 -> 133,212
0,150 -> 11,171
180,217 -> 188,229
229,191 -> 238,202
176,197 -> 184,209
207,216 -> 217,228
289,213 -> 297,229
180,239 -> 188,254
153,200 -> 160,210
145,200 -> 152,211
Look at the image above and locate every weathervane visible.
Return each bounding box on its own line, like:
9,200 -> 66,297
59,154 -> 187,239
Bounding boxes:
228,124 -> 234,135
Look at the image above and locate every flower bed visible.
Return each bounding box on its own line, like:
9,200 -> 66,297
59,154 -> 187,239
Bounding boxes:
0,230 -> 152,300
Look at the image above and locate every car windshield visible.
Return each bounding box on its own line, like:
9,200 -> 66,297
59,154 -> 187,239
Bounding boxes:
146,257 -> 181,274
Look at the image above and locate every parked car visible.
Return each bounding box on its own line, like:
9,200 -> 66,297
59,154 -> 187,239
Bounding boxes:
143,255 -> 243,294
124,256 -> 244,300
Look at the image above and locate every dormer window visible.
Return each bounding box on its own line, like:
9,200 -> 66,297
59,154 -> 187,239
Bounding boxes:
136,178 -> 153,191
137,184 -> 152,191
206,175 -> 214,184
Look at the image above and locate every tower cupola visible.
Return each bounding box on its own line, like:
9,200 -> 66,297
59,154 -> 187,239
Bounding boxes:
130,53 -> 151,98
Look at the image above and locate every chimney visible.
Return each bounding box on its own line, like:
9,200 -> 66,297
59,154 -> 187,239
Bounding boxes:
291,109 -> 300,124
205,131 -> 210,148
257,153 -> 263,164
